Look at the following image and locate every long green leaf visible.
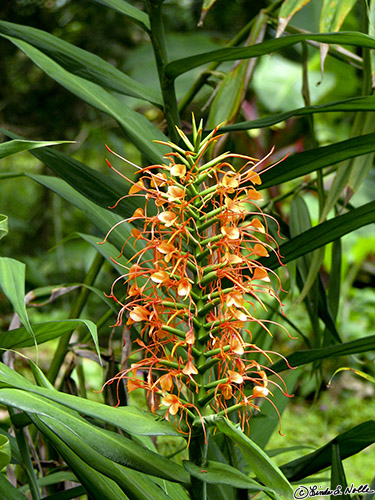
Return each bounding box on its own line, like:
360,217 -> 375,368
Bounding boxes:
0,362 -> 180,436
330,443 -> 349,498
0,21 -> 160,105
260,133 -> 375,189
222,96 -> 375,132
0,388 -> 188,484
38,415 -> 181,499
0,319 -> 98,350
31,416 -> 130,500
183,459 -> 271,491
216,418 -> 293,500
0,434 -> 11,470
91,0 -> 150,31
166,32 -> 375,79
0,258 -> 34,341
280,421 -> 375,481
0,475 -> 28,500
0,139 -> 72,159
271,334 -> 375,372
4,37 -> 168,163
264,201 -> 375,270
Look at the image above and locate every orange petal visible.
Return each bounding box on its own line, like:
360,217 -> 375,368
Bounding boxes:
170,164 -> 186,178
129,179 -> 146,195
252,386 -> 269,398
129,306 -> 149,322
151,270 -> 169,284
253,244 -> 269,257
228,370 -> 244,384
178,279 -> 192,297
221,226 -> 240,240
158,211 -> 177,227
182,359 -> 198,375
167,186 -> 185,202
250,218 -> 265,233
252,267 -> 270,281
246,187 -> 263,200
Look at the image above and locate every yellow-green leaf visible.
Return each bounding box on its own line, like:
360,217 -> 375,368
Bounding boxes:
277,0 -> 312,37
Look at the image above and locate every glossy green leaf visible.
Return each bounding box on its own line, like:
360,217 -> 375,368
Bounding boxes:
260,133 -> 375,189
271,334 -> 375,373
166,32 -> 375,79
0,319 -> 99,352
0,138 -> 72,159
0,362 -> 180,436
0,388 -> 188,484
38,414 -> 182,499
32,416 -> 129,500
42,486 -> 86,500
0,127 -> 143,219
277,0 -> 312,37
280,421 -> 375,481
5,37 -> 168,163
183,459 -> 271,491
0,214 -> 8,240
222,96 -> 375,133
0,475 -> 28,500
319,0 -> 357,70
0,21 -> 160,105
320,0 -> 357,32
216,418 -> 293,500
0,258 -> 34,342
91,0 -> 150,31
264,201 -> 375,270
0,434 -> 11,470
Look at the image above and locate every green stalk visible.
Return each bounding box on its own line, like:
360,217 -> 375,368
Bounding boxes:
145,0 -> 180,142
47,252 -> 105,384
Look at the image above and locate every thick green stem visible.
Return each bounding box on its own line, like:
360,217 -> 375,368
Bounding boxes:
188,431 -> 209,500
146,0 -> 180,141
47,252 -> 105,384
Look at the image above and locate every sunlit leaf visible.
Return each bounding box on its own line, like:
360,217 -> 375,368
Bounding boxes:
277,0 -> 312,37
319,0 -> 357,71
0,258 -> 34,342
0,214 -> 8,241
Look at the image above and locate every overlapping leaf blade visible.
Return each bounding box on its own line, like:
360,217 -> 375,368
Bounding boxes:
91,0 -> 150,31
4,37 -> 168,163
166,32 -> 375,79
0,138 -> 72,159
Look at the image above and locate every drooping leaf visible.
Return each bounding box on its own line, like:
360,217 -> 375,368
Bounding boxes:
0,214 -> 8,240
31,416 -> 130,500
277,0 -> 312,37
264,201 -> 375,270
280,421 -> 375,481
0,319 -> 99,353
0,258 -> 34,341
0,388 -> 188,484
328,367 -> 375,386
183,459 -> 271,491
4,37 -> 168,163
0,21 -> 160,105
216,418 -> 293,500
271,334 -> 375,373
0,363 -> 180,436
37,414 -> 185,499
0,138 -> 72,160
91,0 -> 150,31
166,32 -> 375,79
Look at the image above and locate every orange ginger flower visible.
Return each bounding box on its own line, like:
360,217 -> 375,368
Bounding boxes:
103,118 -> 292,437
